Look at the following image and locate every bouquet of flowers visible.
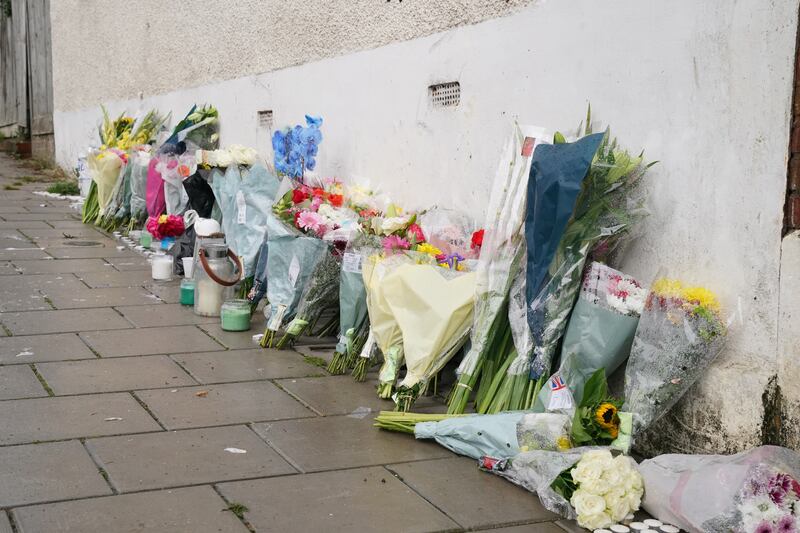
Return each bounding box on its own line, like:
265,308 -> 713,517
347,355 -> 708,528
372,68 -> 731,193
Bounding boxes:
535,262 -> 646,413
327,237 -> 376,375
145,214 -> 185,240
259,214 -> 330,347
162,104 -> 219,151
623,277 -> 730,434
208,151 -> 278,279
128,147 -> 152,228
639,446 -> 800,533
482,448 -> 643,530
84,148 -> 128,225
484,113 -> 653,414
381,259 -> 477,410
272,115 -> 323,180
156,153 -> 195,215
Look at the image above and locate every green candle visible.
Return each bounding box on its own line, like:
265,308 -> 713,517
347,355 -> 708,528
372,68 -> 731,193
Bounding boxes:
180,279 -> 195,306
140,231 -> 152,248
220,300 -> 251,331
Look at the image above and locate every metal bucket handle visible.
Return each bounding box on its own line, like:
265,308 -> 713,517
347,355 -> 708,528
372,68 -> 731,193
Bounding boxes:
198,248 -> 243,287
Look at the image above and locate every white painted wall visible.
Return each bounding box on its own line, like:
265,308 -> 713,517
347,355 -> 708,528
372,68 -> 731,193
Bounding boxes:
52,1 -> 799,452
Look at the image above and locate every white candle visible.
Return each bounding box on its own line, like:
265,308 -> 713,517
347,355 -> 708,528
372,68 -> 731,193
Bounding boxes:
151,255 -> 173,281
195,279 -> 223,316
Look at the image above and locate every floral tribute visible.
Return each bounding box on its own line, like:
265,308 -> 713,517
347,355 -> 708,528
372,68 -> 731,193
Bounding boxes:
272,115 -> 323,180
738,467 -> 800,533
552,449 -> 644,530
145,214 -> 185,240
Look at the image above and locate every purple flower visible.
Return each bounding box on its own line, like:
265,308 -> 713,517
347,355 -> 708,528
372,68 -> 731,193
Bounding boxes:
756,521 -> 777,533
778,515 -> 797,533
770,474 -> 794,504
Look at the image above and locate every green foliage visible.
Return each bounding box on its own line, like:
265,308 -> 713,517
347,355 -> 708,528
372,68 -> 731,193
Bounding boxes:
570,369 -> 622,446
551,468 -> 578,501
47,180 -> 80,196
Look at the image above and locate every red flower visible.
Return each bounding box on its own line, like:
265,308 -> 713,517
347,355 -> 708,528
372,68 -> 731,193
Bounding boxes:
293,211 -> 302,227
328,193 -> 344,207
471,229 -> 485,249
292,189 -> 308,204
311,187 -> 326,199
406,223 -> 425,244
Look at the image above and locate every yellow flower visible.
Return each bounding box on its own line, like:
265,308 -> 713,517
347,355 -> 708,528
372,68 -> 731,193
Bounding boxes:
438,262 -> 449,269
595,403 -> 619,431
681,286 -> 721,313
416,243 -> 442,256
557,435 -> 572,451
158,214 -> 168,224
651,278 -> 684,298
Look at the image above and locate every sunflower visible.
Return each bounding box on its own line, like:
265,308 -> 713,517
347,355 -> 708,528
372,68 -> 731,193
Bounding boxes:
595,403 -> 619,431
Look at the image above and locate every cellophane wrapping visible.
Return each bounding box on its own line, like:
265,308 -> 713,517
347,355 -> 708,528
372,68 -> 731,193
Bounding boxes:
639,446 -> 800,533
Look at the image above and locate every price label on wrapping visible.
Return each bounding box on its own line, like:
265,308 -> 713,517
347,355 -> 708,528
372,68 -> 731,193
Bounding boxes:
342,253 -> 363,274
236,191 -> 246,224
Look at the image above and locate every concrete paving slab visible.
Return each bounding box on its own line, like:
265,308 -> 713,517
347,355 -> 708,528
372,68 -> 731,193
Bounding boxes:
115,303 -> 219,327
37,355 -> 197,395
80,325 -> 222,357
143,281 -> 181,303
0,262 -> 19,275
0,248 -> 49,261
34,236 -> 119,250
12,486 -> 250,533
253,414 -> 451,473
0,289 -> 51,312
135,381 -> 314,430
0,272 -> 83,291
46,246 -> 133,259
0,393 -> 162,445
44,219 -> 97,229
0,440 -> 112,507
0,512 -> 10,533
172,348 -> 324,384
20,227 -> 108,239
104,256 -> 152,270
196,312 -> 267,349
87,425 -> 296,492
12,258 -> 112,274
388,457 -> 558,529
0,365 -> 47,399
275,375 -> 395,416
0,332 -> 97,364
217,466 -> 459,533
42,286 -> 162,309
76,269 -> 153,288
0,220 -> 51,229
0,308 -> 131,335
489,524 -> 567,532
1,213 -> 78,221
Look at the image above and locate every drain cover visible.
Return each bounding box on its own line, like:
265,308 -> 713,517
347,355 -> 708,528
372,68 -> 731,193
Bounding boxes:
63,240 -> 102,247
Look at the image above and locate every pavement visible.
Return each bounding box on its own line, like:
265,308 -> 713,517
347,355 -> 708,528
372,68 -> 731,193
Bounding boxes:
0,153 -> 577,532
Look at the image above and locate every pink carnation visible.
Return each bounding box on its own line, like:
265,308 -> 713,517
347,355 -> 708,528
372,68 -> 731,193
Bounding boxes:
296,210 -> 326,236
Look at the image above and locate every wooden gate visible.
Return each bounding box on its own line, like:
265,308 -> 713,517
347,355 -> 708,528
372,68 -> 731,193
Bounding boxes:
0,0 -> 53,160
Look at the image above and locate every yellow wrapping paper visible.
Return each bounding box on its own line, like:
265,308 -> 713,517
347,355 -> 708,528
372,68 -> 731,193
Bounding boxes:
381,263 -> 476,389
362,254 -> 408,355
88,150 -> 125,215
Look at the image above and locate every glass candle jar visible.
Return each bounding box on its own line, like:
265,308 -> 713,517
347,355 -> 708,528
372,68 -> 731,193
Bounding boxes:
220,299 -> 252,331
151,254 -> 173,281
140,231 -> 152,248
180,279 -> 195,306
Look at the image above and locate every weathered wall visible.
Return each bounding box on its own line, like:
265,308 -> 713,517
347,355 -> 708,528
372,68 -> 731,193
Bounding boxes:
51,1 -> 799,453
50,0 -> 537,112
0,0 -> 27,133
779,232 -> 800,449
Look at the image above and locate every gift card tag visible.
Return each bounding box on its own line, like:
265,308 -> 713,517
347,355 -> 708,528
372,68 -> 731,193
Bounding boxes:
236,191 -> 246,224
342,252 -> 363,274
267,304 -> 286,331
288,255 -> 300,287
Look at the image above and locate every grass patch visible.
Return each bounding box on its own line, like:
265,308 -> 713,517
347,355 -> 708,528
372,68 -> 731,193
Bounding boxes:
30,364 -> 55,396
47,180 -> 80,196
225,502 -> 249,520
303,355 -> 329,369
20,175 -> 46,183
3,185 -> 19,190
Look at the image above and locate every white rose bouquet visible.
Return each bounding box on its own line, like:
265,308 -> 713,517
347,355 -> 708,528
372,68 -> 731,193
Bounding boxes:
481,448 -> 643,530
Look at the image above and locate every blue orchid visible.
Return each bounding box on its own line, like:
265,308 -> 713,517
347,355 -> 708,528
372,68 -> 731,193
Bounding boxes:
272,115 -> 324,181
